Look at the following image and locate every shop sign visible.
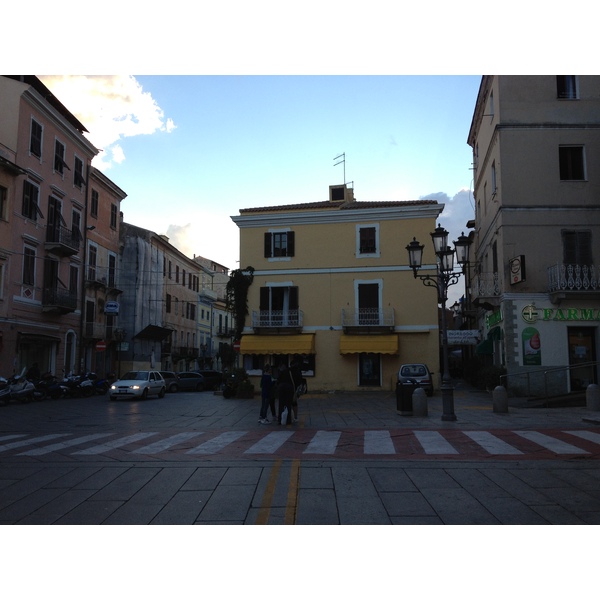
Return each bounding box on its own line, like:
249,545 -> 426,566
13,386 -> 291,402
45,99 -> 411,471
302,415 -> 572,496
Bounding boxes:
447,330 -> 481,346
522,304 -> 600,324
486,310 -> 503,328
522,327 -> 541,365
104,301 -> 120,315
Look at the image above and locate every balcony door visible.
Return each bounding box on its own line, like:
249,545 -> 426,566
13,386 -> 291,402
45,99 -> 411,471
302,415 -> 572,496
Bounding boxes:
260,286 -> 298,326
358,282 -> 380,325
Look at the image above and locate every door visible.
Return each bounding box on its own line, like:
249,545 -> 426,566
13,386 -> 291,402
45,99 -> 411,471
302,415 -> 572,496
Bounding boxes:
359,353 -> 381,386
358,283 -> 379,325
568,327 -> 597,391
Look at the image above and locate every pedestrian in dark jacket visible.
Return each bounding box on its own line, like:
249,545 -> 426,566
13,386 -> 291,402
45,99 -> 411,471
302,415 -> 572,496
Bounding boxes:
258,365 -> 274,424
277,364 -> 295,425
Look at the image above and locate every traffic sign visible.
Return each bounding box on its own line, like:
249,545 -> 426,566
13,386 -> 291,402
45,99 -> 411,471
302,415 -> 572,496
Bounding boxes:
233,340 -> 241,352
96,340 -> 107,352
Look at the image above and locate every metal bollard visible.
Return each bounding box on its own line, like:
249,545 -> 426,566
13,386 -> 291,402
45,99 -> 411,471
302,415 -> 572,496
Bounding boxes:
586,384 -> 600,411
412,387 -> 428,417
493,385 -> 508,413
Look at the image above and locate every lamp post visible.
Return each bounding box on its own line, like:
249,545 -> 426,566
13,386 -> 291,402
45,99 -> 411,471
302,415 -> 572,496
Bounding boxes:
406,226 -> 472,421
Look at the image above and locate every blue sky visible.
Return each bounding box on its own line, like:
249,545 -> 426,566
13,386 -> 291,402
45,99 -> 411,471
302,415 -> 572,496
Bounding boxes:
40,75 -> 481,279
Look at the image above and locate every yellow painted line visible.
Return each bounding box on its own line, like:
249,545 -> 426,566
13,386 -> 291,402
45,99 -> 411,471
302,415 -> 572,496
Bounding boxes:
285,459 -> 300,525
255,459 -> 282,525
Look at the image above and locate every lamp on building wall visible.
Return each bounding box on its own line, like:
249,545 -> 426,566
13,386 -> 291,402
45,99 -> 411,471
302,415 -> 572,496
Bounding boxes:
406,225 -> 472,421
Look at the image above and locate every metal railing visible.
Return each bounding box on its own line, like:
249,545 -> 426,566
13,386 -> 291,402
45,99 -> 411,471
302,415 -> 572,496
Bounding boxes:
500,361 -> 599,400
252,310 -> 303,328
471,272 -> 500,298
341,307 -> 394,327
548,263 -> 599,292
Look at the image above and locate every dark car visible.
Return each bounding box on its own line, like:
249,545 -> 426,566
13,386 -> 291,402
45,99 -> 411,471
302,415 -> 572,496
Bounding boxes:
159,371 -> 180,393
397,363 -> 434,397
176,372 -> 207,391
195,370 -> 223,391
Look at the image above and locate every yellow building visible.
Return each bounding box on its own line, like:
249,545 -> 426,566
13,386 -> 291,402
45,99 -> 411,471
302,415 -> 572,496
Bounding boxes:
231,184 -> 444,392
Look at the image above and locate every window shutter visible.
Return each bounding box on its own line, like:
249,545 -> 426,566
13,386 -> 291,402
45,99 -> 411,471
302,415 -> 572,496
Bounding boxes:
260,287 -> 269,310
287,231 -> 295,256
264,232 -> 272,257
289,286 -> 298,310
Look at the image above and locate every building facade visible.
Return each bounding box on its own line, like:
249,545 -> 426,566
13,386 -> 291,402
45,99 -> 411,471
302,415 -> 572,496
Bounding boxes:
232,184 -> 443,392
0,76 -> 99,378
467,75 -> 600,396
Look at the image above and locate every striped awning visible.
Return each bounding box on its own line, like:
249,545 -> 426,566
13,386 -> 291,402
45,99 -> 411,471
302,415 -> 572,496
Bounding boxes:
339,334 -> 399,355
240,334 -> 315,355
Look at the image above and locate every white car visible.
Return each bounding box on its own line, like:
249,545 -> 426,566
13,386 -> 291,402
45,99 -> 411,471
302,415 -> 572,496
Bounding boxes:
109,370 -> 166,401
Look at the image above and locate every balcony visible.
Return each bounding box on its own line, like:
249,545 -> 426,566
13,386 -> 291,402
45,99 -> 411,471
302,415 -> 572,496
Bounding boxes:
215,327 -> 236,338
548,263 -> 600,303
471,272 -> 501,310
252,310 -> 303,334
341,308 -> 395,334
173,346 -> 199,359
42,287 -> 77,313
83,322 -> 106,339
45,225 -> 80,256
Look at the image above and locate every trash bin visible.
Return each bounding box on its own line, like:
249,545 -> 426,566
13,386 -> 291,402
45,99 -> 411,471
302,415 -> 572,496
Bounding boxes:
396,379 -> 419,415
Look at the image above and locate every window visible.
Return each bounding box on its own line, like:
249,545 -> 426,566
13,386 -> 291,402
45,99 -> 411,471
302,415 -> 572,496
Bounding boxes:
264,230 -> 295,258
30,119 -> 42,158
491,161 -> 497,193
176,265 -> 179,283
166,294 -> 172,313
168,261 -> 172,279
110,203 -> 117,229
69,265 -> 78,294
562,230 -> 593,265
0,185 -> 7,221
557,76 -> 578,99
54,139 -> 68,175
23,246 -> 36,286
91,189 -> 99,218
489,91 -> 494,118
74,156 -> 85,188
357,224 -> 379,256
182,269 -> 186,287
72,209 -> 81,243
259,285 -> 299,326
559,146 -> 585,180
108,253 -> 117,287
87,243 -> 97,281
22,181 -> 42,221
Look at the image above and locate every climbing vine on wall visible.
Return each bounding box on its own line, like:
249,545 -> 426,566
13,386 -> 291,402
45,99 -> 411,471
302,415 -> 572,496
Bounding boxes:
226,266 -> 255,341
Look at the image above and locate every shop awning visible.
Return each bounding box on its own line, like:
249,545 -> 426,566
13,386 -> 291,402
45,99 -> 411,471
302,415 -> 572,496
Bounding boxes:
240,334 -> 315,355
339,334 -> 399,355
134,325 -> 173,341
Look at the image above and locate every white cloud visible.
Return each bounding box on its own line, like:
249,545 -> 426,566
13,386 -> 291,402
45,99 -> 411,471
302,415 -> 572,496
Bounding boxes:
39,75 -> 174,169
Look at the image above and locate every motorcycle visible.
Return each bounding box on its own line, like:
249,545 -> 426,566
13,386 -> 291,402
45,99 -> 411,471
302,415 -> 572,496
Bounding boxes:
35,372 -> 69,400
0,368 -> 46,404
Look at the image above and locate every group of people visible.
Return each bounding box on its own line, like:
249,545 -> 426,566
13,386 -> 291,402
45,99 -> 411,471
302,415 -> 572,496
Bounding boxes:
259,360 -> 303,425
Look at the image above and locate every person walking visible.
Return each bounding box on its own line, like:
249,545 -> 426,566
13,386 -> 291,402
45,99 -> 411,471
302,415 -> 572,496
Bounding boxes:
277,363 -> 295,425
289,356 -> 303,423
258,365 -> 273,424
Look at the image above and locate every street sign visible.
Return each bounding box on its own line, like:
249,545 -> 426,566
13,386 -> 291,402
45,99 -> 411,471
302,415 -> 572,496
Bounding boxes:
96,340 -> 107,352
104,301 -> 120,315
233,340 -> 241,352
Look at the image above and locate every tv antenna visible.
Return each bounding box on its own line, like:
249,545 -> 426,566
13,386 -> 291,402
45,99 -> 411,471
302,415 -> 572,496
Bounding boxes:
333,153 -> 346,184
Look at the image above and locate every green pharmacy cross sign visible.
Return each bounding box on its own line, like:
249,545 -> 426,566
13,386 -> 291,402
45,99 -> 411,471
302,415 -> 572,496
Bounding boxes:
522,305 -> 600,324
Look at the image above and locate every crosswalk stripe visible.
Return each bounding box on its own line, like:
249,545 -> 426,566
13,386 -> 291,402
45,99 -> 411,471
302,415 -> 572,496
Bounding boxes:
463,431 -> 523,455
133,432 -> 204,454
245,431 -> 295,454
0,434 -> 27,442
514,431 -> 589,454
304,431 -> 341,454
72,432 -> 159,455
0,433 -> 69,453
364,430 -> 395,454
187,431 -> 246,454
414,430 -> 458,454
564,430 -> 600,445
18,433 -> 113,456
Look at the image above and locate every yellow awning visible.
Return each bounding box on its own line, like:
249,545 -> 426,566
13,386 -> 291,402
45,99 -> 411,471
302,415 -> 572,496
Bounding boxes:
339,334 -> 399,355
240,334 -> 315,355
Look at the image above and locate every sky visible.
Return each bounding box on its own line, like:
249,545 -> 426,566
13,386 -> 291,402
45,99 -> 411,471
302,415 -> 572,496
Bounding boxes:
38,74 -> 481,296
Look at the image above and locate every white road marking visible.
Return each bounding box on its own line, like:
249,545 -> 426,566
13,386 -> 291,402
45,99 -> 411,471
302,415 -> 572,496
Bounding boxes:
304,431 -> 341,454
414,431 -> 458,454
564,430 -> 600,446
187,431 -> 246,454
364,430 -> 396,454
463,431 -> 523,455
133,432 -> 204,454
0,433 -> 70,453
0,434 -> 27,442
73,432 -> 159,455
245,431 -> 295,454
514,431 -> 589,454
19,433 -> 113,456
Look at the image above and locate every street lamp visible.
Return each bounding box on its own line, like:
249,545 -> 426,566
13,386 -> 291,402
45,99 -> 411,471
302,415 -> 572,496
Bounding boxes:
406,225 -> 472,421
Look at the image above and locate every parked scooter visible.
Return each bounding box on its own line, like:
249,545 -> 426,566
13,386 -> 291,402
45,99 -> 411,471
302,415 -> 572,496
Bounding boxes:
0,368 -> 46,404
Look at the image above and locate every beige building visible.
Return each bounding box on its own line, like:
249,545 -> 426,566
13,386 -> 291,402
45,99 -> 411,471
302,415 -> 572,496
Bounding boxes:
232,184 -> 443,392
467,75 -> 600,396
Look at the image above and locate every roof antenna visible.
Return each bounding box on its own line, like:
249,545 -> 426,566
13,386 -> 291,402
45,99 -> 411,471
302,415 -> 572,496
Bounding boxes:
333,152 -> 346,184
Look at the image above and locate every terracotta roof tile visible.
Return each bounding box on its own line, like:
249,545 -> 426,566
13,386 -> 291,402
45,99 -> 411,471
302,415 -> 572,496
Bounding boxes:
239,199 -> 437,214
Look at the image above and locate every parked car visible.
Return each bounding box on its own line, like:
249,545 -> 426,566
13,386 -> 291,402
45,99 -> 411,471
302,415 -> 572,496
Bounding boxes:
397,364 -> 434,397
160,371 -> 180,393
109,371 -> 166,401
195,369 -> 223,391
176,372 -> 207,391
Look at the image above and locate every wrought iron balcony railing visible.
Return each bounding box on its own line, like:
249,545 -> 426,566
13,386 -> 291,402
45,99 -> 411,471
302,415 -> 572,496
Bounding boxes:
42,287 -> 77,312
341,307 -> 395,328
45,225 -> 80,255
548,263 -> 599,292
252,310 -> 303,329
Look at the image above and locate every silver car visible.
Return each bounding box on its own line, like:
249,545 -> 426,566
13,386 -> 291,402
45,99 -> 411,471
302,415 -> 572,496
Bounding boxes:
397,364 -> 434,397
109,370 -> 166,401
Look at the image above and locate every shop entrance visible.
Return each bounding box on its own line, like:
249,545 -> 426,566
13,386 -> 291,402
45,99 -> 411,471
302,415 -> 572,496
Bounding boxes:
359,353 -> 381,386
568,327 -> 597,391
